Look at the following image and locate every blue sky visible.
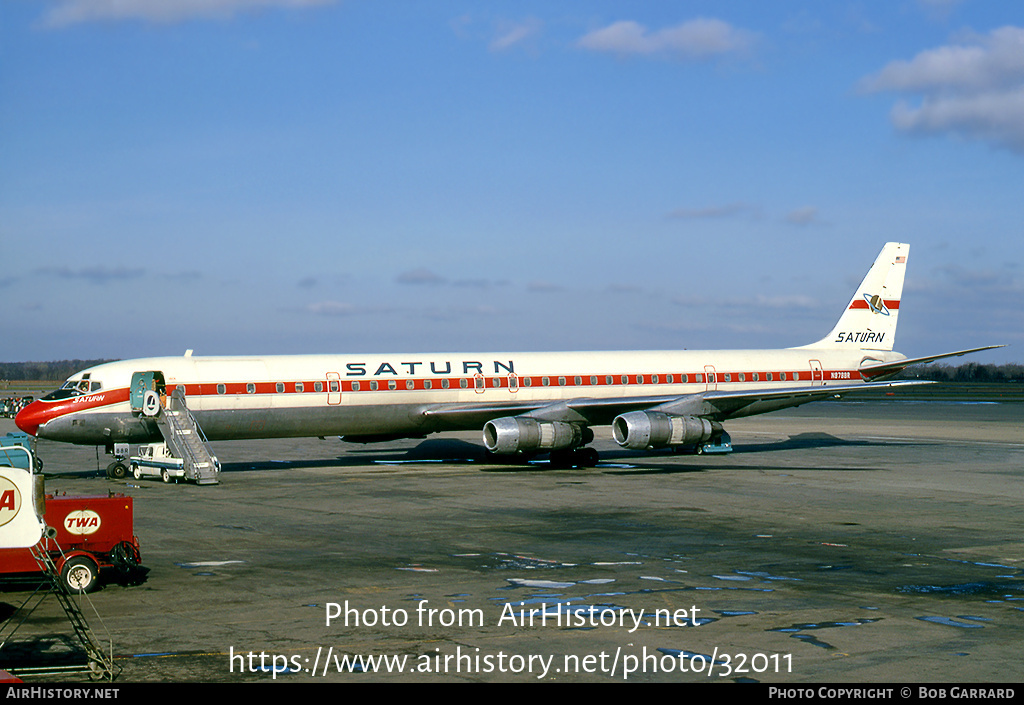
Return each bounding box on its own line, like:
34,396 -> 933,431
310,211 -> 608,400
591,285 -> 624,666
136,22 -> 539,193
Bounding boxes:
1,0 -> 1020,363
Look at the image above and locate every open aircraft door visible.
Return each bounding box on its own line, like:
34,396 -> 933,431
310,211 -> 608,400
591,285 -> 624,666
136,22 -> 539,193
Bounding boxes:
130,371 -> 166,416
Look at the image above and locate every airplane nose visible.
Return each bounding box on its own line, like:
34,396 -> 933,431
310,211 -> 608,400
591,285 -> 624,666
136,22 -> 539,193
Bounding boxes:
15,402 -> 45,437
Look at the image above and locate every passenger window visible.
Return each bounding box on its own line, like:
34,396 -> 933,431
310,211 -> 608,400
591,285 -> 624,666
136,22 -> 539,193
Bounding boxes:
296,382 -> 304,393
277,382 -> 285,393
246,383 -> 255,394
217,384 -> 226,395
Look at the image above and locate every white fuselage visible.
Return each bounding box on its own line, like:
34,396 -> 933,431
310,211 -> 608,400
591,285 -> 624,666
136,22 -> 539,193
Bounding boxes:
17,347 -> 902,446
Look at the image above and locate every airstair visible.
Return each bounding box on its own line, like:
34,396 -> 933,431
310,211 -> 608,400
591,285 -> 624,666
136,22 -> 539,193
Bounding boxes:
0,546 -> 120,680
154,387 -> 220,485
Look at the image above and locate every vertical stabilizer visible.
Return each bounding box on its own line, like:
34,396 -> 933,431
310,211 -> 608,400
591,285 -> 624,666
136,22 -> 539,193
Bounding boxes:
799,242 -> 908,351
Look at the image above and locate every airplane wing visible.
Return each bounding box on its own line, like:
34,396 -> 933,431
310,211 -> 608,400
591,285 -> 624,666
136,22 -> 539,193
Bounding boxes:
421,379 -> 930,429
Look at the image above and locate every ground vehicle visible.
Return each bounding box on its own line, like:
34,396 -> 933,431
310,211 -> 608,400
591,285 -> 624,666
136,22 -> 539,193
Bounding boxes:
129,442 -> 185,483
0,493 -> 143,593
1,432 -> 38,470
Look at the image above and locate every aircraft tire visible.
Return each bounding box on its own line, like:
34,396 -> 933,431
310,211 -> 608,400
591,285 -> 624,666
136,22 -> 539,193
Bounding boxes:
548,449 -> 574,468
576,447 -> 600,467
549,448 -> 599,468
107,461 -> 127,479
61,556 -> 99,594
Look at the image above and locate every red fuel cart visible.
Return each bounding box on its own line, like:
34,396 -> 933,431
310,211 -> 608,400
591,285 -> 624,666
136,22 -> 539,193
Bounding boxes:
0,493 -> 143,593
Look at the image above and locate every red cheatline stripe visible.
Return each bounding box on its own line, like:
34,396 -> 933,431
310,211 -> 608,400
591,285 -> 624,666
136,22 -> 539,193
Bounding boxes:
848,299 -> 900,310
76,370 -> 867,399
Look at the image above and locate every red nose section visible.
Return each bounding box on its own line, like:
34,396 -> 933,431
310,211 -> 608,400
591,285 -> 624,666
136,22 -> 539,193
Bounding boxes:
15,401 -> 46,437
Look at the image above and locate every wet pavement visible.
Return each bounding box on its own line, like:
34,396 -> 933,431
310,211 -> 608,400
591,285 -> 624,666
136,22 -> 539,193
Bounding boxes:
1,398 -> 1022,682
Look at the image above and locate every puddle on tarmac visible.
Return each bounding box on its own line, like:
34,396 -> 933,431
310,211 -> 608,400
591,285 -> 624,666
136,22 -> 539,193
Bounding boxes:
916,616 -> 986,628
769,619 -> 881,649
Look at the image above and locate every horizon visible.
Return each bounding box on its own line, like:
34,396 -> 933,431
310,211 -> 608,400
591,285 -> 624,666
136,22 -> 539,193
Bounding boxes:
2,2 -> 1020,365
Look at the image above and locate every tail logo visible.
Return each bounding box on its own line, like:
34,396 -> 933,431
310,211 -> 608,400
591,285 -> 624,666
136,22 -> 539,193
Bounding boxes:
864,293 -> 890,316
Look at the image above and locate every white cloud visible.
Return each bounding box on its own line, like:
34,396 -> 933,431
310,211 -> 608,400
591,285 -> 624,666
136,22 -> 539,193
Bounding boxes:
41,0 -> 335,27
861,26 -> 1024,153
916,0 -> 966,20
489,17 -> 543,53
577,18 -> 756,60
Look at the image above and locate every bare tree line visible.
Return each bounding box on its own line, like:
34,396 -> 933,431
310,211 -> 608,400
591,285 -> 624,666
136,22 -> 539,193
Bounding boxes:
0,360 -> 118,384
896,362 -> 1024,383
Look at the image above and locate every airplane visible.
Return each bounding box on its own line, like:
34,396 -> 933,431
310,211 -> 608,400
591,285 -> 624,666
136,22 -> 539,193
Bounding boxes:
16,242 -> 1000,477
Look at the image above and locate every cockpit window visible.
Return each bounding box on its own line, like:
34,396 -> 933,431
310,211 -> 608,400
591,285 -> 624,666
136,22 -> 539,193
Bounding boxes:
63,379 -> 102,393
41,379 -> 102,401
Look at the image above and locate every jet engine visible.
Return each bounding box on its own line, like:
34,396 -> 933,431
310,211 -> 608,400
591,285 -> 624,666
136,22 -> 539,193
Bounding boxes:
612,411 -> 717,450
483,416 -> 586,455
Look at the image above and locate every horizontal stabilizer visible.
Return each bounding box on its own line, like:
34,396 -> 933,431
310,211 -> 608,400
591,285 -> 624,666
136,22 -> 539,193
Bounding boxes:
860,345 -> 1006,379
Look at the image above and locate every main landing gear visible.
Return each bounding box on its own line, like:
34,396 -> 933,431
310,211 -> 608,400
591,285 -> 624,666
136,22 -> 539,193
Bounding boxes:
106,460 -> 128,479
548,446 -> 600,468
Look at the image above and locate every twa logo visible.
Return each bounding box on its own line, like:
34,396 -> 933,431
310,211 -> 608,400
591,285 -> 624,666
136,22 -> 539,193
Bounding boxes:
64,510 -> 101,535
0,479 -> 22,528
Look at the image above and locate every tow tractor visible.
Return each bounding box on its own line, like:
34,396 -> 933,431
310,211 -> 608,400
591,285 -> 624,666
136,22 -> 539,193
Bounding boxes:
0,491 -> 143,594
0,439 -> 143,594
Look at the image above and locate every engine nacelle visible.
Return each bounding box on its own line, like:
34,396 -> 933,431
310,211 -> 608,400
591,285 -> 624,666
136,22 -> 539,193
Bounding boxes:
483,417 -> 585,455
612,411 -> 716,450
